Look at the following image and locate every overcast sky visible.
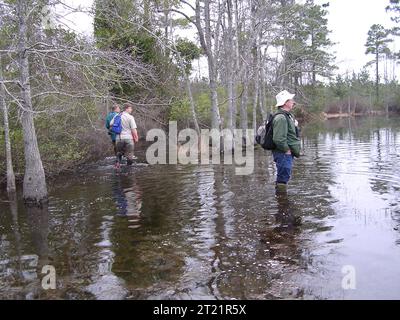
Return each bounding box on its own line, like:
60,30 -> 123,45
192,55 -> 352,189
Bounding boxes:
68,0 -> 399,78
319,0 -> 399,78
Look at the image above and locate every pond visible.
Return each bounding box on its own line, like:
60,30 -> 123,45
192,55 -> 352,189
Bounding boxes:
1,116 -> 400,299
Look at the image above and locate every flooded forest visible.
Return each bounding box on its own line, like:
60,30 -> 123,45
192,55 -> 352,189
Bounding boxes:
1,0 -> 400,300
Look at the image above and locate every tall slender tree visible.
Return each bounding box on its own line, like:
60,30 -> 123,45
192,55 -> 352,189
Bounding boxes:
365,24 -> 392,103
0,55 -> 16,194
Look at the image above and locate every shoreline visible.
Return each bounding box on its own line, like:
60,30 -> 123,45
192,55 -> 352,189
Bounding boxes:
321,111 -> 389,119
1,112 -> 399,192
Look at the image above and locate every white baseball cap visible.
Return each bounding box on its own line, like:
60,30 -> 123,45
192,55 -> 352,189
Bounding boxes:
275,90 -> 295,107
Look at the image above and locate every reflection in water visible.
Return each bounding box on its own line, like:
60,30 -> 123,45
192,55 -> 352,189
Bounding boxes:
25,204 -> 49,268
274,188 -> 302,233
0,200 -> 50,299
86,174 -> 145,299
1,116 -> 400,299
0,194 -> 24,294
85,206 -> 127,300
259,188 -> 303,282
112,175 -> 143,230
179,166 -> 219,299
8,194 -> 23,282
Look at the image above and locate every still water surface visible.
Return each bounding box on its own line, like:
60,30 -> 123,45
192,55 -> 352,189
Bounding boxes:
1,116 -> 400,299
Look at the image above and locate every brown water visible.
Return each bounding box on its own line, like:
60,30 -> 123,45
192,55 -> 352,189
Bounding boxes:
1,116 -> 400,300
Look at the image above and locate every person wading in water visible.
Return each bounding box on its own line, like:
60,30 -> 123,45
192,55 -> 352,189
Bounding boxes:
272,90 -> 301,192
105,104 -> 121,157
111,103 -> 139,169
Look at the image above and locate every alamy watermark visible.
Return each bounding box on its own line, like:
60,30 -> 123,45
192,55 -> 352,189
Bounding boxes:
41,265 -> 56,290
341,265 -> 356,290
145,122 -> 255,176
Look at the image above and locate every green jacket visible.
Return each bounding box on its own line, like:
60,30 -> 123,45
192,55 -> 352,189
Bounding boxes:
272,109 -> 301,157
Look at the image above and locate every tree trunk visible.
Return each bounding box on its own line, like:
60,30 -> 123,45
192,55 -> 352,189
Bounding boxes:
375,49 -> 379,103
225,0 -> 235,132
195,0 -> 221,130
0,56 -> 16,194
259,50 -> 267,120
252,44 -> 260,134
204,0 -> 220,130
17,0 -> 48,204
240,69 -> 249,131
252,86 -> 258,134
184,71 -> 200,135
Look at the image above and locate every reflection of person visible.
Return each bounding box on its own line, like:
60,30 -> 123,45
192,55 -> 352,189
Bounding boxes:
274,188 -> 302,232
112,103 -> 139,168
112,177 -> 142,229
272,90 -> 301,191
105,104 -> 121,157
260,188 -> 301,260
113,179 -> 128,216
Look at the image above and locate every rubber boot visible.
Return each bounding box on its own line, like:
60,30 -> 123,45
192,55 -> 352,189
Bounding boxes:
275,182 -> 287,194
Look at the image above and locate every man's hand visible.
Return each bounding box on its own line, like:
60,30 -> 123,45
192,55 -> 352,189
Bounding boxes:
132,129 -> 139,143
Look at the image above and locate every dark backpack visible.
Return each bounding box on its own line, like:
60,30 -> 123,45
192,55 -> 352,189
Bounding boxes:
110,113 -> 123,134
256,112 -> 292,150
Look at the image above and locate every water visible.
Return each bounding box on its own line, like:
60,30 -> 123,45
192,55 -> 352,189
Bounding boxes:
0,116 -> 400,300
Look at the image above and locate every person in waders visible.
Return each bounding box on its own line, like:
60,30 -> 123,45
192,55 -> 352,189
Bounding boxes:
105,104 -> 121,156
111,103 -> 139,169
272,90 -> 301,192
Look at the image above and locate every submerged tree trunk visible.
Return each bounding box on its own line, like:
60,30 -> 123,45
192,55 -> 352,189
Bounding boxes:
0,56 -> 16,194
17,0 -> 48,204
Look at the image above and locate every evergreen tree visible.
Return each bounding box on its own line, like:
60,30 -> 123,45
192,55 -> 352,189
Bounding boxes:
303,1 -> 336,85
365,24 -> 392,103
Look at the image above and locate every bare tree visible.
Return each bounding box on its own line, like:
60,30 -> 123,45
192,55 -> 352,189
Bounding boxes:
16,0 -> 48,204
0,54 -> 16,194
0,0 -> 154,204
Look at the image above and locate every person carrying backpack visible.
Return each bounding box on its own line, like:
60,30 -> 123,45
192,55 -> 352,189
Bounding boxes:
271,90 -> 301,190
105,104 -> 121,156
110,103 -> 139,169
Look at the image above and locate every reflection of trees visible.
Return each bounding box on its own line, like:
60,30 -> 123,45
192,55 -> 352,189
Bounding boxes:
191,165 -> 219,298
9,193 -> 23,282
369,127 -> 399,195
0,197 -> 50,299
25,204 -> 49,268
110,169 -> 186,297
86,181 -> 127,299
0,194 -> 24,298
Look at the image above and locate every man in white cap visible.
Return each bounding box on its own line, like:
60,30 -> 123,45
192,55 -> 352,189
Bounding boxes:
272,90 -> 301,190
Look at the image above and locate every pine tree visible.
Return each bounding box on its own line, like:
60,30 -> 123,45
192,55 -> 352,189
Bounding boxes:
303,1 -> 336,85
365,24 -> 392,103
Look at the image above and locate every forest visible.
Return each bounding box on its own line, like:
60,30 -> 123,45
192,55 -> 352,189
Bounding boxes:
1,0 -> 400,203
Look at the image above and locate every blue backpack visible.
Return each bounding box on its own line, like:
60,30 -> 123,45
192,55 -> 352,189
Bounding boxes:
110,113 -> 123,134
